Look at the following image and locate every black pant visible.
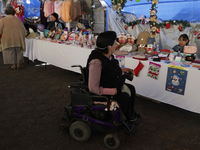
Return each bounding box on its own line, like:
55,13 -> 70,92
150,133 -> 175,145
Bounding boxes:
113,83 -> 136,121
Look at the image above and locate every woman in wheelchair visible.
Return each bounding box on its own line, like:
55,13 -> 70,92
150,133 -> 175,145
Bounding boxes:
85,31 -> 141,125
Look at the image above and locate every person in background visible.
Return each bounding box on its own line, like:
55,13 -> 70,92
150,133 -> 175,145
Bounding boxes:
0,6 -> 27,69
173,34 -> 189,53
86,31 -> 141,125
47,12 -> 64,30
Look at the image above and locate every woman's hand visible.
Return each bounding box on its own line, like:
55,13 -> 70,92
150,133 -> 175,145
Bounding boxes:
127,68 -> 135,76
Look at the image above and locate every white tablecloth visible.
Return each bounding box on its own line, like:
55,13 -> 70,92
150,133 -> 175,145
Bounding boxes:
24,39 -> 200,114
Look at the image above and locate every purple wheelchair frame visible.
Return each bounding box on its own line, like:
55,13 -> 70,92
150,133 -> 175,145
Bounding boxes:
72,105 -> 120,128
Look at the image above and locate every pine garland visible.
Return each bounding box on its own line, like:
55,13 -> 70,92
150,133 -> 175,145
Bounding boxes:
112,0 -> 127,9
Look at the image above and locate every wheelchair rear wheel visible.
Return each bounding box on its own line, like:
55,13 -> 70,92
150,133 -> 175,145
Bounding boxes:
69,121 -> 91,142
104,133 -> 120,149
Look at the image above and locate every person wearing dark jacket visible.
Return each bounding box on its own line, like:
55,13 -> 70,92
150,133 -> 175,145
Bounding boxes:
47,13 -> 64,30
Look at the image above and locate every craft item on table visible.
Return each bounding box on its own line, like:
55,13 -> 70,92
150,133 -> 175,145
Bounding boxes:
152,51 -> 160,62
44,29 -> 50,37
138,44 -> 146,53
181,64 -> 190,67
47,28 -> 56,39
169,50 -> 174,62
132,54 -> 148,60
147,44 -> 154,54
116,55 -> 125,68
175,51 -> 182,62
136,28 -> 150,45
147,62 -> 161,80
78,33 -> 83,47
134,61 -> 144,77
87,34 -> 92,49
191,59 -> 200,68
54,28 -> 62,40
117,33 -> 127,44
158,49 -> 170,60
165,65 -> 188,95
127,34 -> 135,44
119,43 -> 133,52
171,62 -> 182,66
60,31 -> 68,41
68,29 -> 76,41
165,60 -> 171,64
184,46 -> 197,61
83,33 -> 87,46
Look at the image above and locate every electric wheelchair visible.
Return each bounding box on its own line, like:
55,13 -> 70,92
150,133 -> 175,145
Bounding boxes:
60,65 -> 138,149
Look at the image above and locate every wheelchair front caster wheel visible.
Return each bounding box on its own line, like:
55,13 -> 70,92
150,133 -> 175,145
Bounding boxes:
69,121 -> 91,142
104,133 -> 120,149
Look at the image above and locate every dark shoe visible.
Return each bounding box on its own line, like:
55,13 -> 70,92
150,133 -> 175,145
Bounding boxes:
129,114 -> 141,125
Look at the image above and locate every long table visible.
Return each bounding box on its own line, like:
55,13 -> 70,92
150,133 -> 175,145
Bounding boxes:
24,38 -> 200,114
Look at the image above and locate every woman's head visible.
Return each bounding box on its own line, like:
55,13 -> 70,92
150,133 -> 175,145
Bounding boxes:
51,13 -> 59,22
96,31 -> 117,54
178,34 -> 189,46
5,6 -> 16,15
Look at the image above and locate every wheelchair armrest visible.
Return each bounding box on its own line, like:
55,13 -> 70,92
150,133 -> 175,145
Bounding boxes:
70,82 -> 87,89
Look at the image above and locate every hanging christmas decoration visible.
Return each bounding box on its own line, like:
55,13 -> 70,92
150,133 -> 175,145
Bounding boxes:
149,0 -> 158,37
112,0 -> 127,10
178,24 -> 183,31
156,27 -> 160,33
119,0 -> 191,31
132,24 -> 134,29
10,0 -> 17,7
166,22 -> 171,29
124,24 -> 128,30
14,4 -> 24,22
151,26 -> 157,37
192,25 -> 200,39
138,15 -> 149,24
112,3 -> 122,15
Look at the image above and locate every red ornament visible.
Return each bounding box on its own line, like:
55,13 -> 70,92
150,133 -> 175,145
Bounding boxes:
166,22 -> 170,29
124,24 -> 127,30
156,27 -> 160,33
132,24 -> 134,29
142,20 -> 145,24
197,36 -> 200,39
178,24 -> 183,31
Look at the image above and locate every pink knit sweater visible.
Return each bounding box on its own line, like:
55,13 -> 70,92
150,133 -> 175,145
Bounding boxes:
88,59 -> 128,95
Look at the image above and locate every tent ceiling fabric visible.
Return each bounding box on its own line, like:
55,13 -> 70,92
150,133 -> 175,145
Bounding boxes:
104,0 -> 200,22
